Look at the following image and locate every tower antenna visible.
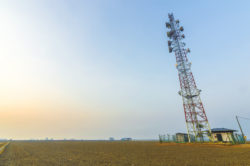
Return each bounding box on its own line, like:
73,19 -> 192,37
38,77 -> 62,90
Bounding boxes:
166,13 -> 212,142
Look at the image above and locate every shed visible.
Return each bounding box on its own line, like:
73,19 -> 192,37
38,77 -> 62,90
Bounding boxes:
176,133 -> 189,143
211,128 -> 237,142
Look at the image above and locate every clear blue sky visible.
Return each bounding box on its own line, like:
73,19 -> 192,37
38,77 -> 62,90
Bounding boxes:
0,0 -> 249,140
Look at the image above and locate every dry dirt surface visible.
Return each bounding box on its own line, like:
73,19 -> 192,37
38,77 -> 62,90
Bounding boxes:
0,141 -> 250,166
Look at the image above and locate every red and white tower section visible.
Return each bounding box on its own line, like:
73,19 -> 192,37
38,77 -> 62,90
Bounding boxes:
166,13 -> 212,142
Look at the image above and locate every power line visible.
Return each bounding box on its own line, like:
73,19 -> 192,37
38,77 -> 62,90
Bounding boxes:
237,116 -> 250,121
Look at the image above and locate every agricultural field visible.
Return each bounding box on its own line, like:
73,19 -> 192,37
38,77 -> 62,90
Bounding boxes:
0,141 -> 250,166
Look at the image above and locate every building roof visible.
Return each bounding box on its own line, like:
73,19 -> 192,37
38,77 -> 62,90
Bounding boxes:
211,128 -> 237,133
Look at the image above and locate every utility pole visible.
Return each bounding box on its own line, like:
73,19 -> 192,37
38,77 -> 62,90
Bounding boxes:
236,116 -> 246,143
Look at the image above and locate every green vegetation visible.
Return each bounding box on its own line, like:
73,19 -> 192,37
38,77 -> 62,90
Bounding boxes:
0,141 -> 250,166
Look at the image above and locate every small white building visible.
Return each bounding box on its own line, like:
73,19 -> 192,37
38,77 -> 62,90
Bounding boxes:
211,128 -> 236,142
109,137 -> 115,141
121,138 -> 132,141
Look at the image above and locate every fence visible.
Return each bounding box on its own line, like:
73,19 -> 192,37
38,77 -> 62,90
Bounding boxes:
232,134 -> 245,144
159,133 -> 246,144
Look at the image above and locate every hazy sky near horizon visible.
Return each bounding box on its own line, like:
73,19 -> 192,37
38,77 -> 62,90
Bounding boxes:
0,0 -> 250,140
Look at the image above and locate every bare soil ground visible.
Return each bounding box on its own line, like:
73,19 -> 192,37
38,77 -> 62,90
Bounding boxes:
0,141 -> 250,166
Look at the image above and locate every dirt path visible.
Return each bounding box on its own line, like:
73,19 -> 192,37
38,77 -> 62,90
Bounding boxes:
0,142 -> 9,155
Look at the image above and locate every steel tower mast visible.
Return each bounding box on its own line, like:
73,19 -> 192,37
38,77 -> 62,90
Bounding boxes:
166,13 -> 212,142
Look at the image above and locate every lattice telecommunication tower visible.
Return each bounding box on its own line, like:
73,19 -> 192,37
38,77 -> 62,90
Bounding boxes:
166,13 -> 212,142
